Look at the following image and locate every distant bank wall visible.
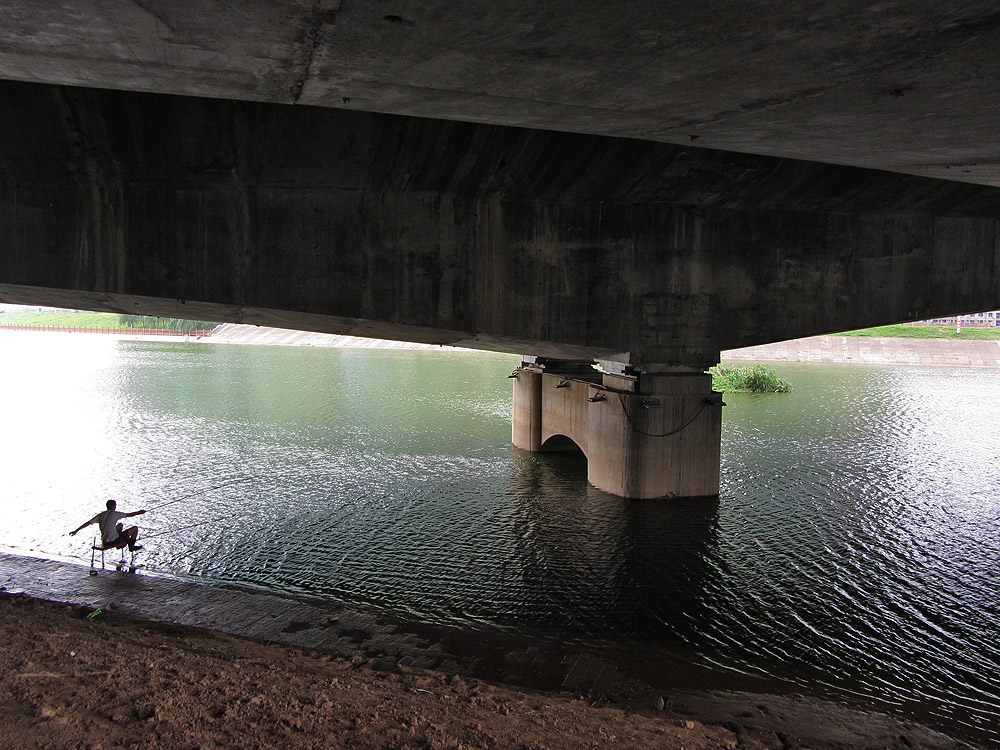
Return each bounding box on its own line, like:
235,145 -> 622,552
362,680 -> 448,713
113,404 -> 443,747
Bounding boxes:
723,335 -> 1000,368
209,324 -> 474,351
4,323 -> 999,367
215,325 -> 1000,367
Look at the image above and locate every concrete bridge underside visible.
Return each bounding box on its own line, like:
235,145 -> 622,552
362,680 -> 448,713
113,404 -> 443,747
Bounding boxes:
3,81 -> 1000,372
3,83 -> 999,498
3,3 -> 1000,497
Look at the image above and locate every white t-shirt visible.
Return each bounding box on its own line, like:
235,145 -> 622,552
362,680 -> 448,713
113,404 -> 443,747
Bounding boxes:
92,510 -> 127,545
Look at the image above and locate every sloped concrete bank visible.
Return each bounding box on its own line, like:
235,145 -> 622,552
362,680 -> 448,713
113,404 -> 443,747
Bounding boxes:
5,323 -> 997,368
723,334 -> 1000,367
209,323 -> 477,351
208,324 -> 1000,370
212,324 -> 1000,368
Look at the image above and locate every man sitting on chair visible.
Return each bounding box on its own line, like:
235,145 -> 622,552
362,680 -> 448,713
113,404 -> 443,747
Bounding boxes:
70,500 -> 147,551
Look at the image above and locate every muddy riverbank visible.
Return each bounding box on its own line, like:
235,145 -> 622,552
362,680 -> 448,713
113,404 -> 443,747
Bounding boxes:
1,589 -> 974,750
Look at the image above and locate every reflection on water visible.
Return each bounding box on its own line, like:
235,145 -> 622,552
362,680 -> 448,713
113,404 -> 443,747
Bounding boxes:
1,332 -> 999,745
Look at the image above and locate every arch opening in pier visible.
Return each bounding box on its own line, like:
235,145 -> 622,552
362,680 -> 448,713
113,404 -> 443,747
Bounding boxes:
539,434 -> 585,455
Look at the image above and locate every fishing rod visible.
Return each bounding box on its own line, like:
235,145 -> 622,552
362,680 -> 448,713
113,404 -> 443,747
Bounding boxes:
142,489 -> 370,542
145,476 -> 255,512
145,490 -> 361,539
132,476 -> 258,536
141,513 -> 238,540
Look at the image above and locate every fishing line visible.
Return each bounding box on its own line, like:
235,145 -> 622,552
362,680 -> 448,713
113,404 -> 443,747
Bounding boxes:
134,475 -> 262,542
142,484 -> 340,541
141,483 -> 268,539
145,476 -> 255,512
141,511 -> 240,540
140,485 -> 396,589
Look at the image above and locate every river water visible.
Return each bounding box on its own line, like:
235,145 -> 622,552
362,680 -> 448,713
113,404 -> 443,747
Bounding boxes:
2,330 -> 999,745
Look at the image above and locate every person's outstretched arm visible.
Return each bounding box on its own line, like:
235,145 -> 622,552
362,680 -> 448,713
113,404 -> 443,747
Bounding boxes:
125,510 -> 147,518
69,517 -> 96,536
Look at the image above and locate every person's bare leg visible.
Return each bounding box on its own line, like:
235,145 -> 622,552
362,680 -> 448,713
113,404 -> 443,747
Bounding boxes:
122,526 -> 141,551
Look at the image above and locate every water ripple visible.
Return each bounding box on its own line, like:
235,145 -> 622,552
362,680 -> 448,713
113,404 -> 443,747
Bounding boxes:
3,337 -> 1000,746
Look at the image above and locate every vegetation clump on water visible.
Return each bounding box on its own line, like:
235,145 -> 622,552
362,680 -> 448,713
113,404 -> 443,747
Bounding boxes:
710,363 -> 791,393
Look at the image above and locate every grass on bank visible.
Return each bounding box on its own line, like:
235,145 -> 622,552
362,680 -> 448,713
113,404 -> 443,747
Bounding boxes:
0,309 -> 217,330
0,310 -> 124,327
837,323 -> 1000,340
710,363 -> 791,393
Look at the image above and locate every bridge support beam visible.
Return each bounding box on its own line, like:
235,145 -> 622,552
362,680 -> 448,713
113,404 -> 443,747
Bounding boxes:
512,359 -> 723,499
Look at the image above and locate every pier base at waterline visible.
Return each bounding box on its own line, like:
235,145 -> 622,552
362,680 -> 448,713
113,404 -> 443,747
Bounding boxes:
511,358 -> 724,499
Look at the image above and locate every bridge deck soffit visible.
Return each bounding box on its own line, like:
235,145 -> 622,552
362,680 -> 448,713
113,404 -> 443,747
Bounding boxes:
1,2 -> 1000,186
2,83 -> 1000,369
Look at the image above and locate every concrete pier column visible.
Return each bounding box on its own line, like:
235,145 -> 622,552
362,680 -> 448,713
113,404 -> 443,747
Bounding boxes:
587,372 -> 723,499
511,364 -> 543,452
511,359 -> 723,499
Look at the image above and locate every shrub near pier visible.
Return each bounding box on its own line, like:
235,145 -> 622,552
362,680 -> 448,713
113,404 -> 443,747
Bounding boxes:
710,364 -> 791,393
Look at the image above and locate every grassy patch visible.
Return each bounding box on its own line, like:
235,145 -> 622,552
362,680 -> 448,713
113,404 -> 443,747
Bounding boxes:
710,363 -> 791,393
0,310 -> 217,330
836,324 -> 1000,340
0,310 -> 125,327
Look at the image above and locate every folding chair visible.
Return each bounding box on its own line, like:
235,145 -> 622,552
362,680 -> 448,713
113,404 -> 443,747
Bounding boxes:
89,537 -> 138,576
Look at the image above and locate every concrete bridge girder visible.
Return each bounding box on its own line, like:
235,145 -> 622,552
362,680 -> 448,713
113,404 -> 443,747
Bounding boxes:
3,82 -> 1000,373
2,21 -> 1000,502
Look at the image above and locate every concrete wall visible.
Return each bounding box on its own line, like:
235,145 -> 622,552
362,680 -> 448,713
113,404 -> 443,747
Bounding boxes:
2,81 -> 1000,369
540,379 -> 592,457
511,370 -> 544,453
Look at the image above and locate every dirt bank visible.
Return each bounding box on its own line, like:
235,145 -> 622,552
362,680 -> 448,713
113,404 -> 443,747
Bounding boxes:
2,592 -> 973,750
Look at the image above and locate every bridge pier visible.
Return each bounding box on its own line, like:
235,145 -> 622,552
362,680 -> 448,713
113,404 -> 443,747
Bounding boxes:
512,358 -> 724,499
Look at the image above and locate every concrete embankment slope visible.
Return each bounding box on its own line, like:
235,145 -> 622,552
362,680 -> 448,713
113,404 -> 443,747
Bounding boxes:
211,323 -> 1000,368
210,323 -> 475,351
723,335 -> 1000,367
